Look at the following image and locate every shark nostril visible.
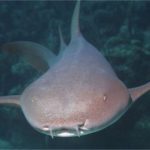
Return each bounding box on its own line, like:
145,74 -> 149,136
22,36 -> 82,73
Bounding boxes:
103,94 -> 107,102
42,125 -> 49,131
78,122 -> 84,128
78,120 -> 89,131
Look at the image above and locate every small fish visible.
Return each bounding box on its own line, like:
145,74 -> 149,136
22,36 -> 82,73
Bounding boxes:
0,1 -> 150,138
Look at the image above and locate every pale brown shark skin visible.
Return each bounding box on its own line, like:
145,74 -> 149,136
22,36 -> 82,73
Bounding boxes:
20,34 -> 131,136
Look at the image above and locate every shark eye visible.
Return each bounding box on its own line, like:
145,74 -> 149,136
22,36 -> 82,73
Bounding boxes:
103,94 -> 107,102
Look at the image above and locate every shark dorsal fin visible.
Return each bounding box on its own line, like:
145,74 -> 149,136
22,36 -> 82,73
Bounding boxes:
71,0 -> 81,40
58,26 -> 67,52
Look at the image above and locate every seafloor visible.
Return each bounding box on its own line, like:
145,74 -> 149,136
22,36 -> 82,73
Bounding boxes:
0,0 -> 150,149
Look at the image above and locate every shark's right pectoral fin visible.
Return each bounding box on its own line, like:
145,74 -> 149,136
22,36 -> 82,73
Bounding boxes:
129,82 -> 150,102
0,95 -> 21,107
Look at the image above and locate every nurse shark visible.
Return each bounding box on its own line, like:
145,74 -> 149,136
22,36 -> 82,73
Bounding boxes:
0,1 -> 150,138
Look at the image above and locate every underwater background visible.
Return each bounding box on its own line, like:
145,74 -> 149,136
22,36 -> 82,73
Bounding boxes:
0,0 -> 150,149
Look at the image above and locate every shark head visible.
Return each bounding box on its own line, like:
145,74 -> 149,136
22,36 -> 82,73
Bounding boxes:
20,68 -> 132,137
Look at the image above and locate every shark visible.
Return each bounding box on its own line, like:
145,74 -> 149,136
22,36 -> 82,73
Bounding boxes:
0,1 -> 150,138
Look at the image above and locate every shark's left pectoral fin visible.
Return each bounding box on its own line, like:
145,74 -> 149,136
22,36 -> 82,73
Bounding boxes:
129,82 -> 150,102
0,95 -> 21,107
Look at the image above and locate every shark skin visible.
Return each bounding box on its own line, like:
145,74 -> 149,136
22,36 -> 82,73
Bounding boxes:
0,1 -> 150,138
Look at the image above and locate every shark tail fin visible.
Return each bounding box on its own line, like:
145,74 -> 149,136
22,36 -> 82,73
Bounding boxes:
129,82 -> 150,102
2,41 -> 56,73
0,95 -> 21,107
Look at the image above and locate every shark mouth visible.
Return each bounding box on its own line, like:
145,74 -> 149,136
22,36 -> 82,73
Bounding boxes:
40,122 -> 89,138
49,126 -> 89,138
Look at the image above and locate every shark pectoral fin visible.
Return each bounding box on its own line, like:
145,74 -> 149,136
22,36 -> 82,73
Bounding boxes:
0,95 -> 21,107
2,41 -> 56,73
129,82 -> 150,102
